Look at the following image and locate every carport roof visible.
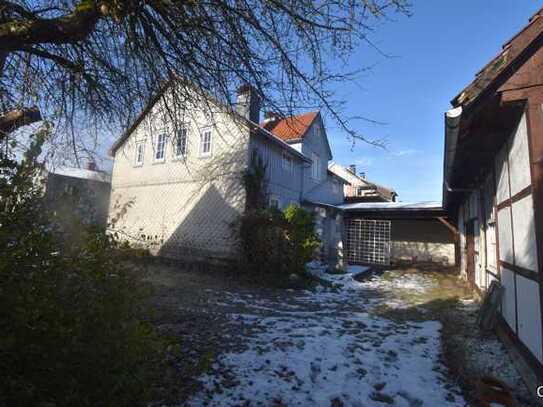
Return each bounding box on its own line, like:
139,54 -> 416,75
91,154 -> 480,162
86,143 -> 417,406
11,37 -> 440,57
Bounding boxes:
339,201 -> 442,211
339,201 -> 447,220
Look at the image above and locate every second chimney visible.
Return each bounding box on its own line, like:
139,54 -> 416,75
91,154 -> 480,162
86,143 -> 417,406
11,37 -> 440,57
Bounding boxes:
348,164 -> 357,175
236,84 -> 261,123
85,161 -> 98,171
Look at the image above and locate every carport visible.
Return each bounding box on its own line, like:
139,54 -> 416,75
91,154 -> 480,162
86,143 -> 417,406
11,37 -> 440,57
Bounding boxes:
339,201 -> 458,267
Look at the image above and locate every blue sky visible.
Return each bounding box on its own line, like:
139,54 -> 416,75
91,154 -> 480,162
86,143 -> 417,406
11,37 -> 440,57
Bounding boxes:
327,1 -> 542,203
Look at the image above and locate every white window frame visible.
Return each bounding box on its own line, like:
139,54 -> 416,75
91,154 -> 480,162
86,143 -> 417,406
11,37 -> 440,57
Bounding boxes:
269,195 -> 280,209
314,125 -> 321,139
154,133 -> 167,162
134,142 -> 145,166
199,128 -> 213,157
332,180 -> 339,194
174,127 -> 188,158
311,152 -> 320,180
282,151 -> 293,173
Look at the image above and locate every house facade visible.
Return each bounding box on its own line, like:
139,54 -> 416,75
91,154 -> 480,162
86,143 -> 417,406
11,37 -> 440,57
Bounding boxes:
43,164 -> 111,228
108,84 -> 344,262
328,162 -> 397,203
443,8 -> 543,384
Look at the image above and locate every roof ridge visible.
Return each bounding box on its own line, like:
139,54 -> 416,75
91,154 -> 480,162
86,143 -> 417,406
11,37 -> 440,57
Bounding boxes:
453,7 -> 543,107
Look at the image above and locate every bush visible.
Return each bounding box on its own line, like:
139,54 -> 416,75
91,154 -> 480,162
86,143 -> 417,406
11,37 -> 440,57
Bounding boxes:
233,204 -> 320,278
0,129 -> 163,406
284,205 -> 321,271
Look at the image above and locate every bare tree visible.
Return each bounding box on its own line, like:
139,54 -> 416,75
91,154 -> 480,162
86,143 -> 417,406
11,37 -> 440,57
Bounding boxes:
0,0 -> 410,154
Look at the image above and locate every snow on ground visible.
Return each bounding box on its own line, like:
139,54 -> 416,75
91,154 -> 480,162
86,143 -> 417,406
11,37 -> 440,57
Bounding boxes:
187,264 -> 465,406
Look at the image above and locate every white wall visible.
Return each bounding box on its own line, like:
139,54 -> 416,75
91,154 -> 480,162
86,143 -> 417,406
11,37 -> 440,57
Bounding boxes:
460,112 -> 542,365
501,267 -> 517,331
512,195 -> 538,270
109,89 -> 250,259
390,219 -> 455,265
517,275 -> 543,362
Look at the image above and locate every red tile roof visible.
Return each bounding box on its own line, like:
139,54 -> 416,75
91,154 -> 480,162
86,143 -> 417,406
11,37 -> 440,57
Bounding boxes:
261,111 -> 319,142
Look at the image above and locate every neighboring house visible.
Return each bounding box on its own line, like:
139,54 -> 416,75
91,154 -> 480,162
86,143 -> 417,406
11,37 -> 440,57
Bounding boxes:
328,163 -> 397,203
43,163 -> 111,227
260,111 -> 347,260
443,8 -> 543,385
108,83 -> 345,262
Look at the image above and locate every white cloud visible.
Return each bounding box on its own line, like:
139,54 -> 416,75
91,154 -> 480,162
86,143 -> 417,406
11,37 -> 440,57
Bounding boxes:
392,149 -> 421,157
354,157 -> 373,167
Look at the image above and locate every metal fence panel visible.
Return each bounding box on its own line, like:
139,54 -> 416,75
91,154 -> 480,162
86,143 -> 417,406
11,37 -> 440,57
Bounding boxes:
345,218 -> 391,266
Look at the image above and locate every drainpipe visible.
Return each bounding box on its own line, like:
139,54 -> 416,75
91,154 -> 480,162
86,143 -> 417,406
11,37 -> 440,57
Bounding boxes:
443,106 -> 463,207
443,106 -> 467,269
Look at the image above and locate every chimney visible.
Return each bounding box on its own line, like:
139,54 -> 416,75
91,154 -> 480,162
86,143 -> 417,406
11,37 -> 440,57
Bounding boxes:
85,161 -> 98,171
348,164 -> 356,175
263,111 -> 280,124
236,84 -> 261,123
359,171 -> 366,179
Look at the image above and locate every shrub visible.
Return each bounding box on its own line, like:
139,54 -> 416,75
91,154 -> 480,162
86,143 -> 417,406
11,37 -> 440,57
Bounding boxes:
233,204 -> 320,278
284,205 -> 321,271
0,129 -> 163,406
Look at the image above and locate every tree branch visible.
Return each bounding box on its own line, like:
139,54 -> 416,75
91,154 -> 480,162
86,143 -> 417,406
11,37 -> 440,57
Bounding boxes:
0,1 -> 102,51
0,106 -> 42,136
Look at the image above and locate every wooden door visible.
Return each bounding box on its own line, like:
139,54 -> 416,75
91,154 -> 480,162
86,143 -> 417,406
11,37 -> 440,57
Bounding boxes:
466,221 -> 476,287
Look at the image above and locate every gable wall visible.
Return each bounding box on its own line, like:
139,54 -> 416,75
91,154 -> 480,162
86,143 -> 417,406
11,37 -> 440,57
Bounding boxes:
300,118 -> 342,204
109,90 -> 251,260
249,135 -> 304,208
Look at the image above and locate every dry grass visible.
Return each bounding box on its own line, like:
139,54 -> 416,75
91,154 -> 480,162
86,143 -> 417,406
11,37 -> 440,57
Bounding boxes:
375,263 -> 537,407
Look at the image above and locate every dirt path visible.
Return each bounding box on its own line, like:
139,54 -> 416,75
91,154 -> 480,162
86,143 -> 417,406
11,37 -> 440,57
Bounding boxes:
149,262 -> 472,406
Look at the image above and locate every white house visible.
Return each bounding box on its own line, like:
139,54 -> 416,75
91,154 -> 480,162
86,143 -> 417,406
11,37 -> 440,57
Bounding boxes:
108,83 -> 345,262
328,162 -> 397,203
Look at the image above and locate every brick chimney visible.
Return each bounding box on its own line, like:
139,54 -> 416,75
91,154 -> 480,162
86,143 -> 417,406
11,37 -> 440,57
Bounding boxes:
236,84 -> 261,123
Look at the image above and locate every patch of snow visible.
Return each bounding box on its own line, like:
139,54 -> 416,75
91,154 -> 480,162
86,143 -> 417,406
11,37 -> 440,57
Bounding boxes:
187,268 -> 465,406
49,167 -> 111,183
305,261 -> 372,291
346,264 -> 371,275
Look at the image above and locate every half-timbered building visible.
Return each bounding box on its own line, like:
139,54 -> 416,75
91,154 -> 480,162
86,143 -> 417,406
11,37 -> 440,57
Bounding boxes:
443,7 -> 543,384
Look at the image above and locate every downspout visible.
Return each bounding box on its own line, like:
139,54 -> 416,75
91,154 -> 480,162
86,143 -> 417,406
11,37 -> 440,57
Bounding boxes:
299,161 -> 311,203
443,106 -> 470,269
443,106 -> 464,207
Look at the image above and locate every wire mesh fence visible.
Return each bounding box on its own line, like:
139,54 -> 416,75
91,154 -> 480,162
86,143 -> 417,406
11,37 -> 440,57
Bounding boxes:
345,218 -> 391,266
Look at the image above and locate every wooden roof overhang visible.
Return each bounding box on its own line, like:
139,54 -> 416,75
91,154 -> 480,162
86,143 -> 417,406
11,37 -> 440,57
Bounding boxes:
343,207 -> 447,221
444,95 -> 525,217
449,96 -> 525,187
443,11 -> 543,216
